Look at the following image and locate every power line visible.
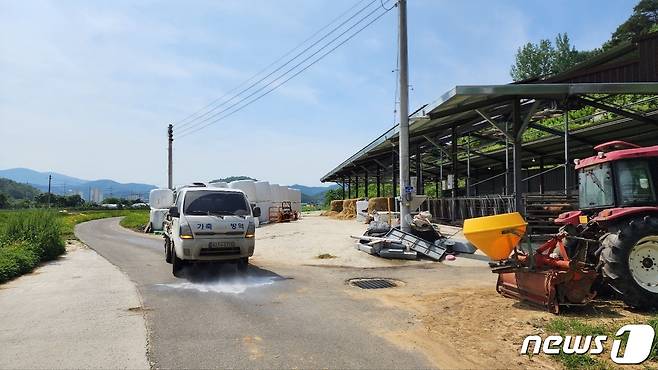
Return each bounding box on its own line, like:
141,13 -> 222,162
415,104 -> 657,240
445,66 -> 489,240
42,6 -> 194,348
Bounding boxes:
176,4 -> 394,139
176,2 -> 393,137
176,3 -> 389,137
173,0 -> 376,130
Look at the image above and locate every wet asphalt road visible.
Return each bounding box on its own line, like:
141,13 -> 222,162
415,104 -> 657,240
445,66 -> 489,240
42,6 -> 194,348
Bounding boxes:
75,218 -> 434,369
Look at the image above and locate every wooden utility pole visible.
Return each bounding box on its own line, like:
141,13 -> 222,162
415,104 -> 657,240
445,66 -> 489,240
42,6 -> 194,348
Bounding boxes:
47,175 -> 52,208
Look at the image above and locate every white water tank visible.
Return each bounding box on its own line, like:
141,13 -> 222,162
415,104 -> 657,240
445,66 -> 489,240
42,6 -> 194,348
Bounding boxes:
229,180 -> 257,203
254,181 -> 272,223
149,189 -> 173,209
270,184 -> 282,203
209,181 -> 229,188
254,181 -> 271,202
149,209 -> 168,231
288,188 -> 301,212
356,200 -> 369,222
279,185 -> 290,201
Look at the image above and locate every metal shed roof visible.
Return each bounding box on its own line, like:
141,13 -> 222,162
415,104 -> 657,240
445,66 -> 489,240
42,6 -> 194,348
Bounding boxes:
320,82 -> 658,182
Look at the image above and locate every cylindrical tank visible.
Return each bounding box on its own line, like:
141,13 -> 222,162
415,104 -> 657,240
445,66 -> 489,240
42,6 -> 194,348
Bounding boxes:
229,180 -> 257,203
149,189 -> 173,209
149,208 -> 169,231
254,181 -> 272,223
293,188 -> 302,212
270,184 -> 282,203
288,188 -> 302,212
254,181 -> 271,202
279,185 -> 290,201
208,181 -> 229,188
356,200 -> 369,222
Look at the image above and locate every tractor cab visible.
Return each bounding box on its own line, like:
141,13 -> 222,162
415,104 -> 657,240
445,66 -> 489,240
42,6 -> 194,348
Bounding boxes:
575,141 -> 658,218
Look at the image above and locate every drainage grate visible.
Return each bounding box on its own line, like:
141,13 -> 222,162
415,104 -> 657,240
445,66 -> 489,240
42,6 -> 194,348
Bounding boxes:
349,278 -> 397,290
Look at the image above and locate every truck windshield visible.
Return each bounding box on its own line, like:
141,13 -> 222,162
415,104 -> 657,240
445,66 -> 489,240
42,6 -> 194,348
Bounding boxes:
579,163 -> 614,209
183,191 -> 250,216
616,159 -> 656,205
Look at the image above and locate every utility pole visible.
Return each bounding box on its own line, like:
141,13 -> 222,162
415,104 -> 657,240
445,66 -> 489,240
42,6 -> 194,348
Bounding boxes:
168,123 -> 173,190
398,0 -> 411,232
47,175 -> 52,208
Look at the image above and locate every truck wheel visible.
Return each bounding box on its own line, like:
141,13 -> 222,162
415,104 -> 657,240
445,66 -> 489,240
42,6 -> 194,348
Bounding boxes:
237,257 -> 249,273
164,237 -> 172,264
172,249 -> 184,277
600,216 -> 658,310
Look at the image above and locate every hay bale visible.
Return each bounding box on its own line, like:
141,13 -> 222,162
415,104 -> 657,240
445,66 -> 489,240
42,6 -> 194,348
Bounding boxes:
337,199 -> 357,219
321,210 -> 339,217
367,197 -> 392,214
330,200 -> 343,212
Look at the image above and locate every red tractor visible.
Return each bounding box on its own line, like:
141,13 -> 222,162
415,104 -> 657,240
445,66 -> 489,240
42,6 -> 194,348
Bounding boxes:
464,141 -> 658,313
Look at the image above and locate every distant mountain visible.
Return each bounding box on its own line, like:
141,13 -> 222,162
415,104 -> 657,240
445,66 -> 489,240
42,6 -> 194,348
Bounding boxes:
0,168 -> 156,200
289,184 -> 340,196
0,168 -> 87,187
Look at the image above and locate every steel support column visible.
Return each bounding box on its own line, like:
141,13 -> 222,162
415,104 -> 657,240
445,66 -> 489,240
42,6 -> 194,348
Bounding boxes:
564,108 -> 569,195
451,127 -> 457,221
512,99 -> 523,214
376,166 -> 381,197
355,176 -> 359,198
539,158 -> 545,195
364,171 -> 369,198
347,176 -> 352,198
415,144 -> 423,195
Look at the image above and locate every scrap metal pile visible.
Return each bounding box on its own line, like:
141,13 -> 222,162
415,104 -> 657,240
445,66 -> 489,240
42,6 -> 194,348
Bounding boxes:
352,211 -> 476,261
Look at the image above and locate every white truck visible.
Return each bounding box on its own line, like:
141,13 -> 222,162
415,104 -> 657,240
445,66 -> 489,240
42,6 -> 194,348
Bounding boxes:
163,184 -> 260,276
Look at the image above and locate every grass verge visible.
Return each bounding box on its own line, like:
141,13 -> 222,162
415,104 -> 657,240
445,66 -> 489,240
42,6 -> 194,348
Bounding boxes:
119,211 -> 150,231
0,209 -> 149,283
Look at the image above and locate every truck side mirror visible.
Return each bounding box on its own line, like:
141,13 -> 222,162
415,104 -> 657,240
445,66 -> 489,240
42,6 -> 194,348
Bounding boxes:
252,207 -> 261,218
169,206 -> 179,218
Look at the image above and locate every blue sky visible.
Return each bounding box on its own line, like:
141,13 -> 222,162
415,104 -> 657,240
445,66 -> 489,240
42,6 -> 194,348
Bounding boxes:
0,0 -> 633,186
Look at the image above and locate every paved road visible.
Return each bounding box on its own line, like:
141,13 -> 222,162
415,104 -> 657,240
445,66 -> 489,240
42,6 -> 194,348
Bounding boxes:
76,218 -> 433,369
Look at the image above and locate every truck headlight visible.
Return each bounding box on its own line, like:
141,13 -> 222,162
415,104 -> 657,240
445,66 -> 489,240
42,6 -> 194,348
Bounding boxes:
180,223 -> 194,239
245,222 -> 255,238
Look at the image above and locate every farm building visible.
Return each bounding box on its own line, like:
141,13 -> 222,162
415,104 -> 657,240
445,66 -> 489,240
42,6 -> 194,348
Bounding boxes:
321,32 -> 658,236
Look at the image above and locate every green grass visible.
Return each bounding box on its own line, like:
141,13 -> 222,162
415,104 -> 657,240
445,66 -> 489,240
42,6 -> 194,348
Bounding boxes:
119,210 -> 150,231
0,210 -> 64,283
649,316 -> 658,362
58,209 -> 148,239
543,318 -> 612,370
543,316 -> 658,369
0,209 -> 150,283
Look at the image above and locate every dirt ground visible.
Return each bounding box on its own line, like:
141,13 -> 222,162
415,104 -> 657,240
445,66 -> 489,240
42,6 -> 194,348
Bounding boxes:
253,213 -> 461,268
254,213 -> 489,268
256,214 -> 656,369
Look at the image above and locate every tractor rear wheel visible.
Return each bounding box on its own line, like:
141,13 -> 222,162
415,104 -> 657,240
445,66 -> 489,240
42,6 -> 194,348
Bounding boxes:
600,216 -> 658,310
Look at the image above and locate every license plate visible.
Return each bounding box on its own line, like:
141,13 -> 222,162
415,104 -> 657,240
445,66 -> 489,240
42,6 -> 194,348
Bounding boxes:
208,241 -> 235,248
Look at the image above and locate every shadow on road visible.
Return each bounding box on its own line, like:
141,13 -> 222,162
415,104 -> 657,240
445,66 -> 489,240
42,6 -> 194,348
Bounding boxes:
156,263 -> 290,294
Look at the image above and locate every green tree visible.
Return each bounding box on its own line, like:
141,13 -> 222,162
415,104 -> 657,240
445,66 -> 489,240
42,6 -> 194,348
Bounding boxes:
606,0 -> 658,49
323,188 -> 343,208
0,193 -> 8,209
510,33 -> 598,81
510,39 -> 554,81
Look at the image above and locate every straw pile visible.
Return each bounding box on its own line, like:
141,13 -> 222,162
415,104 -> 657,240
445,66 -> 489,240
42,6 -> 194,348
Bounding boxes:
337,199 -> 357,219
367,197 -> 392,214
330,200 -> 343,212
321,210 -> 340,217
